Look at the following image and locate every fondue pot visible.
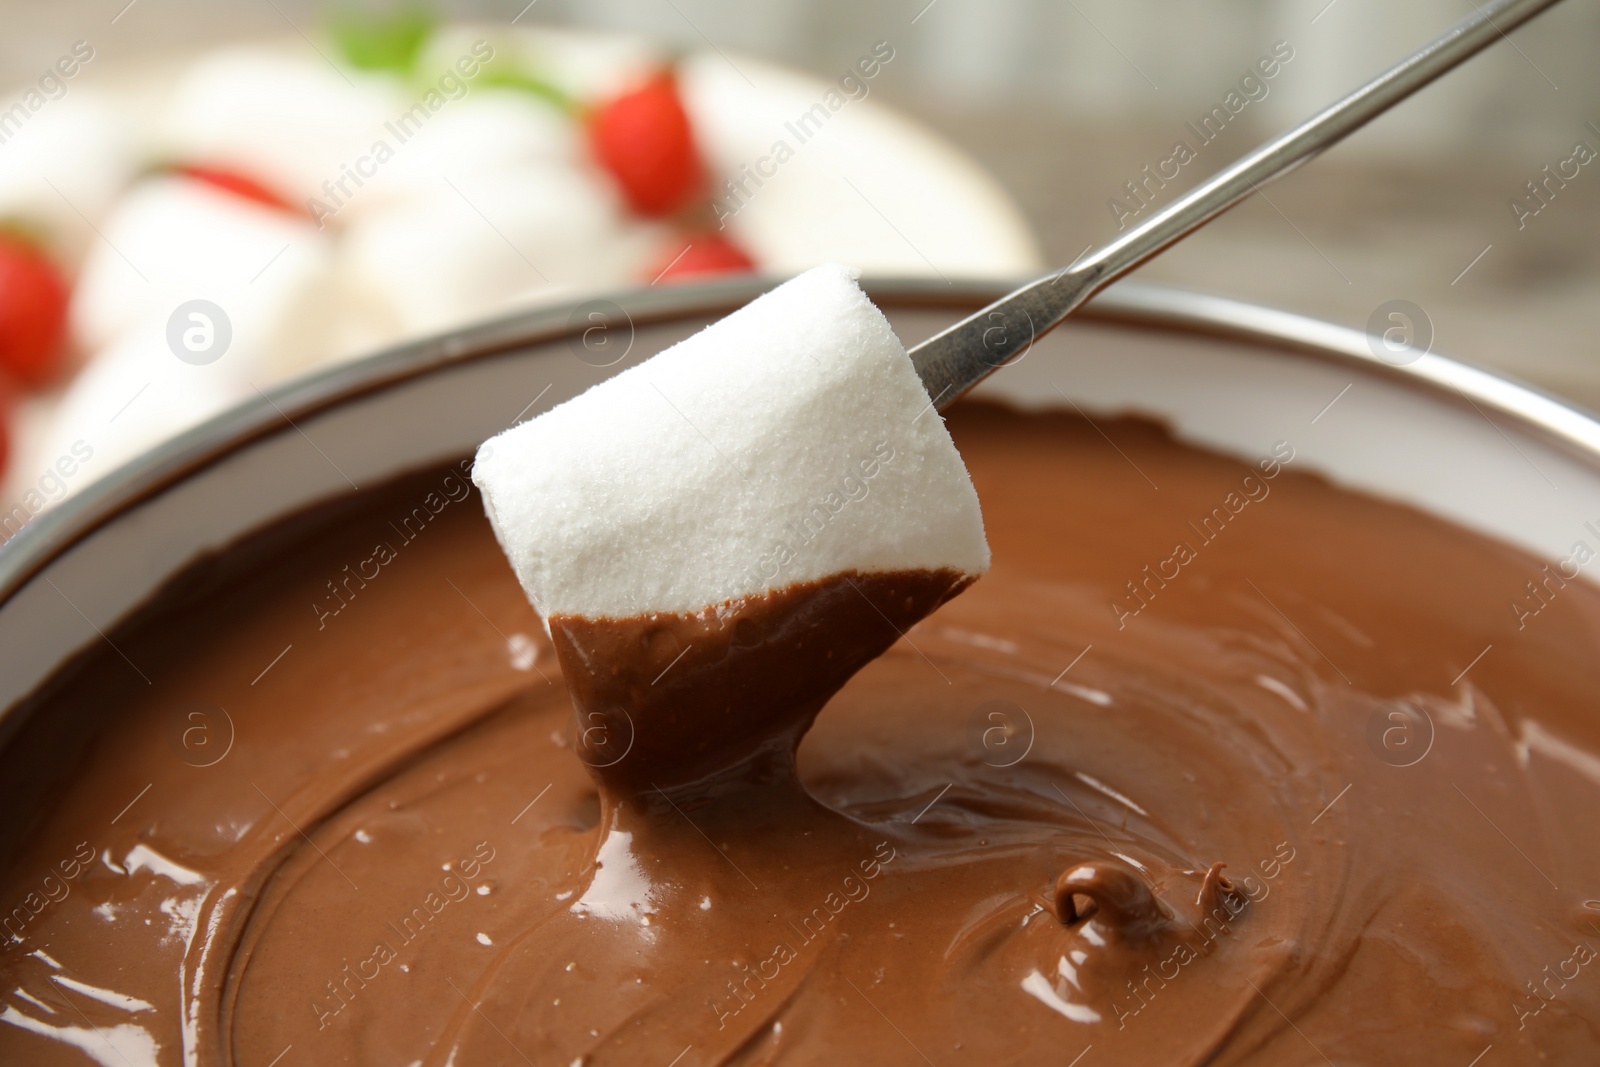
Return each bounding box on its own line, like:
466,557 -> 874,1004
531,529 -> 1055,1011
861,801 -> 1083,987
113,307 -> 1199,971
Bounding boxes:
3,277 -> 1598,722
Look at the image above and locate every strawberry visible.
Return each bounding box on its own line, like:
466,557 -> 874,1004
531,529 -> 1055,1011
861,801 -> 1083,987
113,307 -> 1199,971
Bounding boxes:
173,164 -> 298,215
0,231 -> 70,388
649,233 -> 756,282
589,72 -> 704,217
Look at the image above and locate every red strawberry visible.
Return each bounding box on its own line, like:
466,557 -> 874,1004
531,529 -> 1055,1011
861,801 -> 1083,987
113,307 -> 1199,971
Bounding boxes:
0,232 -> 70,388
649,233 -> 756,282
589,72 -> 704,217
174,164 -> 299,215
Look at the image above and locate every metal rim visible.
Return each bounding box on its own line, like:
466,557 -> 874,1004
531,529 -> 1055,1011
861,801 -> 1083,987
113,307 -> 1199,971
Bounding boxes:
2,276 -> 1596,610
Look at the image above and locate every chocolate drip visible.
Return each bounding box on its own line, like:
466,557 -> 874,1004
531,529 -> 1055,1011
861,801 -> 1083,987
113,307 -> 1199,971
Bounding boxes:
549,569 -> 972,796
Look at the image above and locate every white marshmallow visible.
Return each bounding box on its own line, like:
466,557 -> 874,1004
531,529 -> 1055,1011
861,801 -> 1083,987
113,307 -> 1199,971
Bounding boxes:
677,54 -> 1043,280
335,89 -> 581,222
338,162 -> 656,336
70,176 -> 339,372
36,323 -> 240,498
159,48 -> 403,209
473,264 -> 989,619
0,90 -> 141,266
47,176 -> 342,493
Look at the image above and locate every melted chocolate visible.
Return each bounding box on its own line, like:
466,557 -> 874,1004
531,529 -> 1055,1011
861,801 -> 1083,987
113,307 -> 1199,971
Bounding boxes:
550,569 -> 971,795
1,402 -> 1598,1065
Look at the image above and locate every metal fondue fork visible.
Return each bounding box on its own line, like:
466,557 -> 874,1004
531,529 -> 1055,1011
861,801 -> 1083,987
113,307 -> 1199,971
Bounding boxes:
910,0 -> 1566,408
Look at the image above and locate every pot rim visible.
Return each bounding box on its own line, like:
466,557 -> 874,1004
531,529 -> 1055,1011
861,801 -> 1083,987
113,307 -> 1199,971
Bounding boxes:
2,276 -> 1595,610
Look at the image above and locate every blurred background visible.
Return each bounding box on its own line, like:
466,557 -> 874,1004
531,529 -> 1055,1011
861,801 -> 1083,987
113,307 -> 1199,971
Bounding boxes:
1,0 -> 1598,527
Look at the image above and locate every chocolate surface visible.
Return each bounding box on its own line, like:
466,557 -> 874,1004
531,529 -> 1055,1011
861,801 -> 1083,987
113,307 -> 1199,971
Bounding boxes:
2,402 -> 1599,1065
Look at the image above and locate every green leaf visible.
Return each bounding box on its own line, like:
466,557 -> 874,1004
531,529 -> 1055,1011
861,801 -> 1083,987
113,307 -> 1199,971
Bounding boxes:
329,4 -> 437,75
477,67 -> 576,114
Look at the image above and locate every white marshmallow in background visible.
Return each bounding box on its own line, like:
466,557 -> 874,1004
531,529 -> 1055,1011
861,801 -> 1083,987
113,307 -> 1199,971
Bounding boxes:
340,162 -> 659,337
160,47 -> 404,209
335,88 -> 581,223
473,264 -> 989,620
677,54 -> 1042,280
70,175 -> 339,371
38,176 -> 342,496
0,91 -> 141,266
33,324 -> 240,493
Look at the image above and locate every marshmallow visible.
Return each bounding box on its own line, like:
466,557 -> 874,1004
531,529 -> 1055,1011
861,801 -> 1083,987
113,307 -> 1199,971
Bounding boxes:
339,162 -> 657,336
472,264 -> 989,619
37,323 -> 240,497
0,91 -> 141,267
676,54 -> 1043,280
159,48 -> 403,209
47,176 -> 342,494
336,89 -> 581,222
70,175 -> 339,371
